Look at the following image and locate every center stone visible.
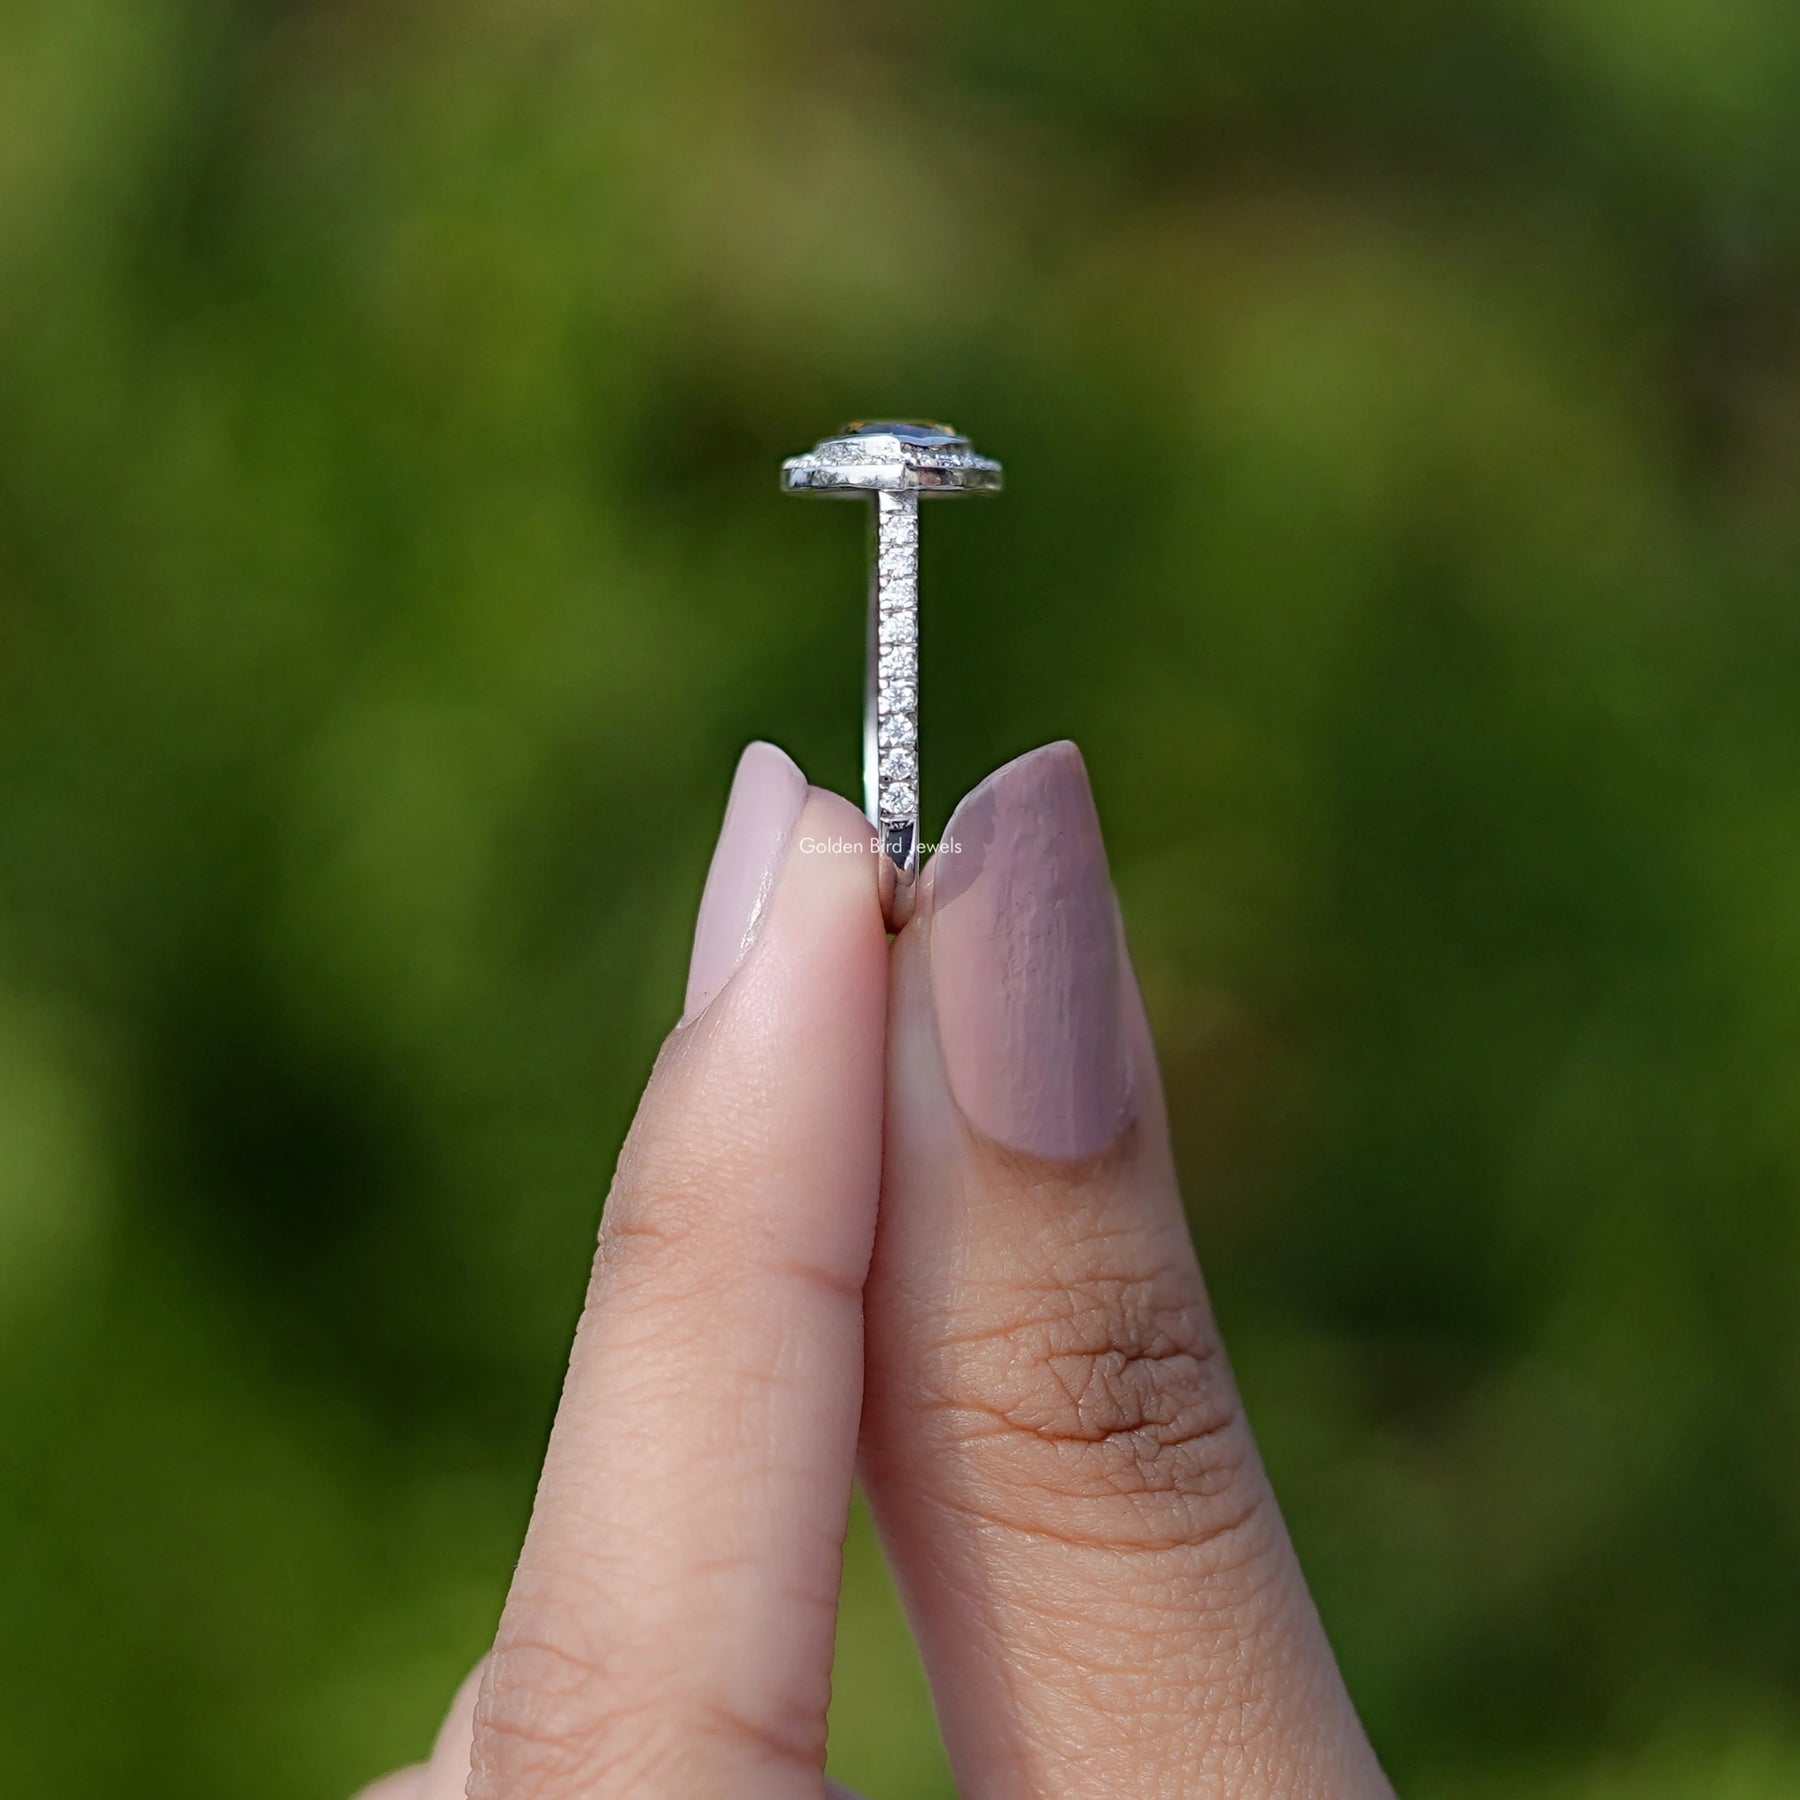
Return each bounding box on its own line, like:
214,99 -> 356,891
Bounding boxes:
844,420 -> 965,446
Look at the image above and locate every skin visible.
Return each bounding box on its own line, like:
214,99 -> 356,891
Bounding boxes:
356,744 -> 1393,1800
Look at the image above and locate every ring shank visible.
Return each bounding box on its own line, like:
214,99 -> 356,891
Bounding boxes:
870,490 -> 921,921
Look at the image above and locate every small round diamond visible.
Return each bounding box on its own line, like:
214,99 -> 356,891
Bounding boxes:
879,710 -> 916,746
878,611 -> 917,646
882,781 -> 918,815
880,747 -> 918,781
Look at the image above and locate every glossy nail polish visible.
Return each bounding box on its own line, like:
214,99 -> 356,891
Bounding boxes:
684,742 -> 808,1019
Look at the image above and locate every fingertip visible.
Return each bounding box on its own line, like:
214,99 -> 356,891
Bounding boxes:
348,1771 -> 423,1800
741,784 -> 887,1018
684,740 -> 810,1021
798,782 -> 889,894
923,737 -> 1127,1160
425,1656 -> 485,1778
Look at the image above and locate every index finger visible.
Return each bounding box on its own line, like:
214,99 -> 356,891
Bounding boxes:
468,745 -> 888,1800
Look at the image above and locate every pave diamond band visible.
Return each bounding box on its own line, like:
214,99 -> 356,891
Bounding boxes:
780,422 -> 1004,928
872,491 -> 921,866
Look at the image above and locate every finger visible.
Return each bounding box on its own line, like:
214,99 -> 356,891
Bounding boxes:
351,1772 -> 422,1800
469,745 -> 888,1800
414,1658 -> 484,1797
861,743 -> 1391,1799
351,1658 -> 483,1800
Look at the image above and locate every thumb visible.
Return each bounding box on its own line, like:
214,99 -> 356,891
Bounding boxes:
861,742 -> 1391,1798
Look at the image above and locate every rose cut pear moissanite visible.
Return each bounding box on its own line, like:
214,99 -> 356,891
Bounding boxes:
780,421 -> 1004,929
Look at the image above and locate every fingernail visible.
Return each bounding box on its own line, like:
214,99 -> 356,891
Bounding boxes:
927,741 -> 1130,1158
685,742 -> 808,1019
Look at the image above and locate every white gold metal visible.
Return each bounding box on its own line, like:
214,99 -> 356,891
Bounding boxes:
781,422 -> 1003,928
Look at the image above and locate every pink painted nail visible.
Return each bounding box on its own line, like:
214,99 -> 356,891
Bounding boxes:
928,741 -> 1131,1158
684,742 -> 808,1019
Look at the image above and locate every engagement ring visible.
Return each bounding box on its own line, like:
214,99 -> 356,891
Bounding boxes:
781,421 -> 1003,928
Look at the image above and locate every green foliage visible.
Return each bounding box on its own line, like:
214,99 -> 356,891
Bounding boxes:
2,2 -> 1799,1793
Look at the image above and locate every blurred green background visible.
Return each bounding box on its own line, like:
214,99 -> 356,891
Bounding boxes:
3,1 -> 1800,1794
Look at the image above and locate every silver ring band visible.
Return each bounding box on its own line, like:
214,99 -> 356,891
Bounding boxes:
871,491 -> 921,888
781,422 -> 1003,928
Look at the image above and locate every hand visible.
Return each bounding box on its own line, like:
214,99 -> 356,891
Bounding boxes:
356,741 -> 1393,1799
